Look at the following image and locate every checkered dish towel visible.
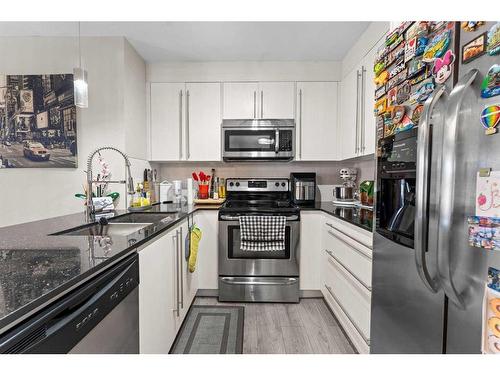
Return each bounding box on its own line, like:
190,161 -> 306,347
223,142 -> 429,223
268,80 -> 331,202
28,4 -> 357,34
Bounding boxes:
239,215 -> 286,251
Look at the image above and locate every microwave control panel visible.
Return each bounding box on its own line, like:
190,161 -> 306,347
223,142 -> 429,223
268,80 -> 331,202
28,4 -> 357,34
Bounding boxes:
279,130 -> 293,151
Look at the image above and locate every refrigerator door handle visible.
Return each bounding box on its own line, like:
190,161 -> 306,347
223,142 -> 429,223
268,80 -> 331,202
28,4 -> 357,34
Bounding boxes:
414,85 -> 447,293
438,68 -> 479,310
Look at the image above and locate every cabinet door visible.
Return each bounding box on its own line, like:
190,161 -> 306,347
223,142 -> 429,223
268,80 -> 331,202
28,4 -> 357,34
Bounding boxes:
299,211 -> 323,290
340,68 -> 361,160
361,46 -> 378,156
186,83 -> 222,161
195,211 -> 219,290
150,83 -> 185,161
222,82 -> 259,119
178,220 -> 198,326
259,82 -> 295,119
296,82 -> 339,161
139,230 -> 177,353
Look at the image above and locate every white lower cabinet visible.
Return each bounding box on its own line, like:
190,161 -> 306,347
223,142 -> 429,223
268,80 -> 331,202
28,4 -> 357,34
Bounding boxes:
194,210 -> 219,291
299,211 -> 323,290
320,213 -> 373,354
139,219 -> 197,354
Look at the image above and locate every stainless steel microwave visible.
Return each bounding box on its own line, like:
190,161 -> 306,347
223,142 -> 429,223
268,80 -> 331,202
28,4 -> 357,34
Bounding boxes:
222,119 -> 295,161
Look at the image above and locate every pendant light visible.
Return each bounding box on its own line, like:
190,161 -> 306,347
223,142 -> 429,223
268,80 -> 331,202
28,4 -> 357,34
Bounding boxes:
73,22 -> 88,108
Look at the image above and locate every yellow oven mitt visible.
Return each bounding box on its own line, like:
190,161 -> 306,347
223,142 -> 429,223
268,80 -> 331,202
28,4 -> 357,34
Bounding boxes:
188,226 -> 202,273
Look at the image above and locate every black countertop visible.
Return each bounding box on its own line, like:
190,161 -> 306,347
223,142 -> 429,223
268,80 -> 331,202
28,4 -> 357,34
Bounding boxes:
0,203 -> 204,335
302,202 -> 374,233
0,201 -> 373,336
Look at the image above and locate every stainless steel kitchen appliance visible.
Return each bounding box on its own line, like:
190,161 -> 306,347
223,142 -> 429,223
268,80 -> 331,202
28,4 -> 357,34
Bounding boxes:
0,254 -> 139,353
218,178 -> 300,302
290,172 -> 316,206
222,119 -> 295,161
371,21 -> 500,354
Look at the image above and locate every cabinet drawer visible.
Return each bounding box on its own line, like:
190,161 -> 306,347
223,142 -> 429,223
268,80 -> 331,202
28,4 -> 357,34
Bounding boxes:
323,225 -> 372,289
323,215 -> 373,249
323,253 -> 371,345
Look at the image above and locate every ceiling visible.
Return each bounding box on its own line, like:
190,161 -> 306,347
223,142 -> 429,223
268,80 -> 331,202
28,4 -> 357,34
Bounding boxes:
0,22 -> 371,62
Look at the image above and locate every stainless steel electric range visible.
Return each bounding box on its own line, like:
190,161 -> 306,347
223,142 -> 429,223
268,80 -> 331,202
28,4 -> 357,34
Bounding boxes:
218,178 -> 300,303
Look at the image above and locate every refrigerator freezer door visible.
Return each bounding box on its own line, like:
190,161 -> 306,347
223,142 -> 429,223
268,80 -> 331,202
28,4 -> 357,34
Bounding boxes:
371,233 -> 446,353
444,21 -> 500,354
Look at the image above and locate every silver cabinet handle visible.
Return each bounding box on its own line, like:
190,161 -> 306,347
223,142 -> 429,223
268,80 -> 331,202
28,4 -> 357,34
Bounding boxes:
260,90 -> 264,118
325,249 -> 371,291
325,222 -> 373,253
324,284 -> 370,345
298,88 -> 303,159
221,277 -> 298,286
179,90 -> 183,159
174,232 -> 180,317
360,67 -> 366,154
179,226 -> 184,309
253,91 -> 256,118
275,129 -> 280,153
186,90 -> 190,160
438,69 -> 479,310
355,70 -> 361,155
415,85 -> 447,294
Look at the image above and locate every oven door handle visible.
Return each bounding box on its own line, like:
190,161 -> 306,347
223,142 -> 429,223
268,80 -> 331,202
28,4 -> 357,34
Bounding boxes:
220,277 -> 298,286
219,214 -> 299,221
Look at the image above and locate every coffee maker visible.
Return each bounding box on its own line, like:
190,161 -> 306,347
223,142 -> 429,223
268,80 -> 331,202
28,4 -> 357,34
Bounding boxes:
290,172 -> 316,206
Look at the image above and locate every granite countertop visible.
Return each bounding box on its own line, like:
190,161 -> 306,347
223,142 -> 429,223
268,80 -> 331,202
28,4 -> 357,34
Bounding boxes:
302,201 -> 374,233
0,203 -> 201,335
0,200 -> 373,336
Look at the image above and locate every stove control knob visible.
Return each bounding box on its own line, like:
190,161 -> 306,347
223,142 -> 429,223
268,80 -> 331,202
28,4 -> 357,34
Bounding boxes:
281,182 -> 286,187
235,182 -> 240,187
275,182 -> 280,187
229,182 -> 234,187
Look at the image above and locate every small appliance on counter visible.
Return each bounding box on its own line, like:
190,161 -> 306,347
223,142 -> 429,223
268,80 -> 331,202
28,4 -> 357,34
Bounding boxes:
159,181 -> 173,203
333,168 -> 358,205
290,172 -> 316,206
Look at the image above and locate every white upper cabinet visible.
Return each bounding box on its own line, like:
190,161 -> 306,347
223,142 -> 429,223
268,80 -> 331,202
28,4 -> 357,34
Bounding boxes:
259,82 -> 295,119
340,68 -> 360,160
222,81 -> 295,119
296,81 -> 339,161
340,41 -> 382,160
185,82 -> 222,161
149,82 -> 222,161
361,46 -> 378,156
150,83 -> 185,161
222,82 -> 259,119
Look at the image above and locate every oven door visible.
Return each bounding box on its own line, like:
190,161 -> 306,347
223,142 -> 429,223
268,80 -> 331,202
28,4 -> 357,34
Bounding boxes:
218,216 -> 300,277
222,127 -> 294,160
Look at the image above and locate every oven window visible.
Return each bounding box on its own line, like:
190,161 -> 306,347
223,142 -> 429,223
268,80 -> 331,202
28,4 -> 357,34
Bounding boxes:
224,130 -> 276,152
227,225 -> 291,259
377,177 -> 415,246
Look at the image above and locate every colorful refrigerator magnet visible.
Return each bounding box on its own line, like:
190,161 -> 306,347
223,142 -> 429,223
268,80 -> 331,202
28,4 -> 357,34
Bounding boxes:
481,105 -> 500,135
390,105 -> 406,124
432,50 -> 455,84
411,104 -> 424,124
476,170 -> 500,216
415,36 -> 428,56
422,30 -> 451,62
487,23 -> 500,56
415,79 -> 435,103
374,97 -> 387,116
461,21 -> 485,32
462,33 -> 487,63
482,267 -> 500,353
404,37 -> 417,62
397,114 -> 414,133
387,87 -> 398,107
481,65 -> 500,99
468,217 -> 500,251
374,70 -> 389,86
396,82 -> 411,104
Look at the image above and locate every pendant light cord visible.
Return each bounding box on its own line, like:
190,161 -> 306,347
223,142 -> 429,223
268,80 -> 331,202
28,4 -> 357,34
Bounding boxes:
78,22 -> 82,68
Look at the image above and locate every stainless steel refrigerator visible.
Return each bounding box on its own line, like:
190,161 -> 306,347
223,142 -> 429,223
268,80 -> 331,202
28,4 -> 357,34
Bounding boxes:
371,21 -> 500,353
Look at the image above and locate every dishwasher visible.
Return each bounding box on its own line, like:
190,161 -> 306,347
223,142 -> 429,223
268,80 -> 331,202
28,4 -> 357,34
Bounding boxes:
0,253 -> 139,354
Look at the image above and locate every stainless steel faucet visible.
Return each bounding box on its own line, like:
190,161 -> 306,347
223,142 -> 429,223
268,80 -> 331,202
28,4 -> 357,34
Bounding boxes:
86,146 -> 135,218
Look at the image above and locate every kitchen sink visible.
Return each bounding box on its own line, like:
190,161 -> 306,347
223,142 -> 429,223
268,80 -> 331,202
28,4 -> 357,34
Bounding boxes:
59,222 -> 153,237
109,213 -> 175,224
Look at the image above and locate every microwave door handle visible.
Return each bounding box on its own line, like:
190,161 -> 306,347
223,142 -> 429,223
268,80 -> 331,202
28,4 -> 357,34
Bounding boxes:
275,129 -> 280,153
438,69 -> 478,310
414,84 -> 447,294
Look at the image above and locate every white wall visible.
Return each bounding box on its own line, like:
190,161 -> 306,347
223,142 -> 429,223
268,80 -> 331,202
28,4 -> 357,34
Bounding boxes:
341,22 -> 389,78
147,61 -> 341,82
0,36 -> 149,227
